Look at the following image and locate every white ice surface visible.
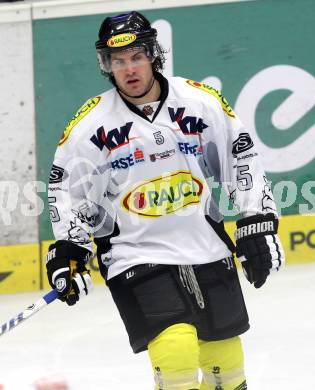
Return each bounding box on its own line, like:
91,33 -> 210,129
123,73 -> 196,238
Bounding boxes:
0,263 -> 314,389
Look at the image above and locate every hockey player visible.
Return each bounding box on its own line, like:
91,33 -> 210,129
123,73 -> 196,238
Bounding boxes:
46,11 -> 285,390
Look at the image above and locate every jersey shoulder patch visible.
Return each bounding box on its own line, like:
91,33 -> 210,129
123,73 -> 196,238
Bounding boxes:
186,79 -> 235,118
58,96 -> 102,146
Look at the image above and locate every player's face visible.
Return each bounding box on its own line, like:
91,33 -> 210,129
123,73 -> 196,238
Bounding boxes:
111,48 -> 154,98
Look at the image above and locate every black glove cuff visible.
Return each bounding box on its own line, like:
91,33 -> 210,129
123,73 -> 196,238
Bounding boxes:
235,213 -> 278,242
47,240 -> 92,264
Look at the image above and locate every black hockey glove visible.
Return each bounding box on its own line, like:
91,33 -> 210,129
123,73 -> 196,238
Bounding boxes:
235,213 -> 285,288
46,240 -> 93,306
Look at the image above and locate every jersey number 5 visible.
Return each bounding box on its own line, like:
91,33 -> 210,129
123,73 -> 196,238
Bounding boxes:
237,165 -> 253,191
48,196 -> 60,222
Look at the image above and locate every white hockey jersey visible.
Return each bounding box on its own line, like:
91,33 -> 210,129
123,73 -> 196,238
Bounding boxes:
48,74 -> 277,280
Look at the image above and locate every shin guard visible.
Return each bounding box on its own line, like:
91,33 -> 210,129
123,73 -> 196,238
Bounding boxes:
148,323 -> 200,390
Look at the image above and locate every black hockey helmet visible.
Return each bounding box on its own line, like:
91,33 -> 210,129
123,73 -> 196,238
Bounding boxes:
95,11 -> 165,77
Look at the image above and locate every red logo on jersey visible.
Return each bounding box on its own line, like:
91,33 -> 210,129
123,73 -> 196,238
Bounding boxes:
134,148 -> 144,160
133,192 -> 146,209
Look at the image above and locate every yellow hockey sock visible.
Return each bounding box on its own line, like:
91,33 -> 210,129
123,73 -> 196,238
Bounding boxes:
148,323 -> 200,390
199,336 -> 246,390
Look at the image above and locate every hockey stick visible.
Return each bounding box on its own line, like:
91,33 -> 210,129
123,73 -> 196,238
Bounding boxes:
0,289 -> 58,337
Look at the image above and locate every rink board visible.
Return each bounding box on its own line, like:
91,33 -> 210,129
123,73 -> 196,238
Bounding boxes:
0,214 -> 314,294
0,243 -> 40,294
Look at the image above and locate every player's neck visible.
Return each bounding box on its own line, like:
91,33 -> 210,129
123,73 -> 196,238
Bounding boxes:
121,78 -> 161,105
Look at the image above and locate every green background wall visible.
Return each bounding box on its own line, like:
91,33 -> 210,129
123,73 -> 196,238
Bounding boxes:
33,0 -> 315,240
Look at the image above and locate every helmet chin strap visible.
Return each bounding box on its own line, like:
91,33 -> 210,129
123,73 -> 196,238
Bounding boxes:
118,76 -> 156,100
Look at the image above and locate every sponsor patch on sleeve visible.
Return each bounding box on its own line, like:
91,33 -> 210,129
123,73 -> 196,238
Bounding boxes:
59,96 -> 101,146
232,132 -> 254,156
49,164 -> 68,184
186,79 -> 235,118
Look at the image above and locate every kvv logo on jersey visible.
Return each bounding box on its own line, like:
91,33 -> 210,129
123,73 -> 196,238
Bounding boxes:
90,122 -> 133,151
168,107 -> 208,134
122,170 -> 203,217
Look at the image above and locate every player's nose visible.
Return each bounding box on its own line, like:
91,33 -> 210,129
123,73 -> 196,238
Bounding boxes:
124,60 -> 137,75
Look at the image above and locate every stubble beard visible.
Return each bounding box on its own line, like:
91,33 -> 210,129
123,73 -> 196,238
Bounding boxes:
119,76 -> 155,99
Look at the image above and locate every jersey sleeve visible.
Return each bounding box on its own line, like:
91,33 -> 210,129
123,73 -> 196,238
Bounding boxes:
201,88 -> 278,218
48,115 -> 111,253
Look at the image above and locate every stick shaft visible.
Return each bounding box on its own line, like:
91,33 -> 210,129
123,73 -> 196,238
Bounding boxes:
0,289 -> 58,337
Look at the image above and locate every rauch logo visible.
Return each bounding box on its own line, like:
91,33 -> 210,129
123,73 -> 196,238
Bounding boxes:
122,171 -> 203,217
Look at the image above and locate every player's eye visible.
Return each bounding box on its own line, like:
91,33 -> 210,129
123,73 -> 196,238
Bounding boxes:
111,59 -> 124,68
132,53 -> 147,63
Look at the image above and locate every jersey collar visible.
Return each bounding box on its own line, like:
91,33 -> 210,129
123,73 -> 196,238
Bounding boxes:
118,72 -> 169,123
